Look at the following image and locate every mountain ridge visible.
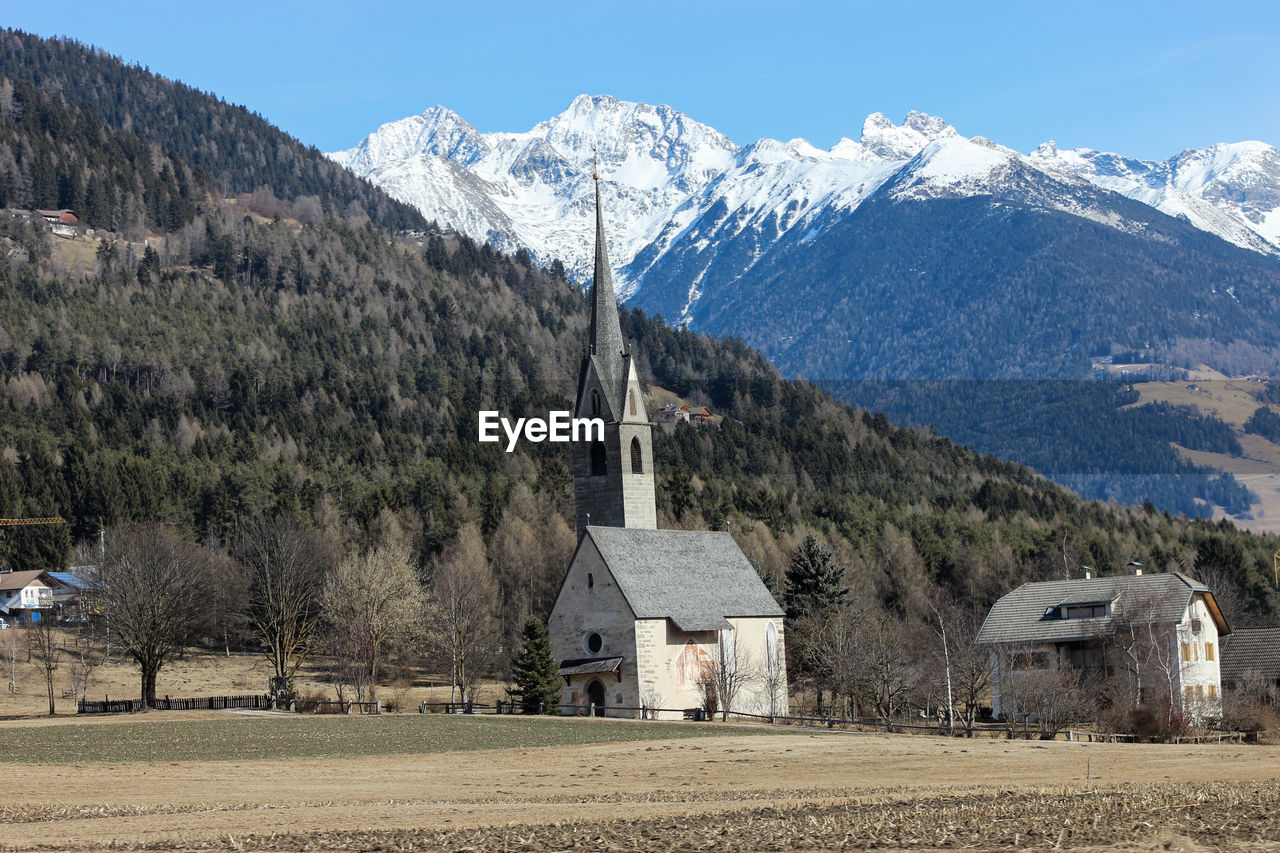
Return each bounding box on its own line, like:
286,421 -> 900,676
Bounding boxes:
330,94 -> 1280,295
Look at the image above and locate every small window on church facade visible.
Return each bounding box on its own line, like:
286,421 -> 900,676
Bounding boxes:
629,390 -> 636,416
587,572 -> 594,589
591,389 -> 601,417
590,441 -> 607,476
585,631 -> 603,654
630,437 -> 642,473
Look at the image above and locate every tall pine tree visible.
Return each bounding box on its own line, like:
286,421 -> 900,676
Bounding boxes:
511,615 -> 562,714
784,534 -> 849,622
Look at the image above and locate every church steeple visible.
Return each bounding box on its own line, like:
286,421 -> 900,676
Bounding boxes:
588,165 -> 625,401
572,162 -> 657,538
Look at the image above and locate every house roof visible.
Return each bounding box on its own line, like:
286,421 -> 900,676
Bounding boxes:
976,572 -> 1229,647
1221,627 -> 1280,683
584,526 -> 783,628
47,571 -> 93,590
0,570 -> 55,592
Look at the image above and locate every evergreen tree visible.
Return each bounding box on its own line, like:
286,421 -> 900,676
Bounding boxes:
511,615 -> 561,714
785,534 -> 849,622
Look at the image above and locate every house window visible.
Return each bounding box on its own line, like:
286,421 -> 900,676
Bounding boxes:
1205,642 -> 1215,661
630,437 -> 642,473
1180,642 -> 1191,662
1193,643 -> 1199,661
590,441 -> 607,476
1208,684 -> 1218,699
1195,685 -> 1204,699
1184,685 -> 1194,700
1063,604 -> 1108,619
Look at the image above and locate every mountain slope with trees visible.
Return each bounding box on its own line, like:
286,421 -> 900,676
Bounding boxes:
0,29 -> 426,234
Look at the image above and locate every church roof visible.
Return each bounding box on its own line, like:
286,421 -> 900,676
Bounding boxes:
584,526 -> 783,627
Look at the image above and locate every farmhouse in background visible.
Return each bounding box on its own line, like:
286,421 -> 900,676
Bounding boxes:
977,569 -> 1229,721
0,569 -> 59,623
547,174 -> 787,719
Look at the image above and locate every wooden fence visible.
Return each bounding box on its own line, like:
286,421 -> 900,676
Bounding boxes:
78,694 -> 271,714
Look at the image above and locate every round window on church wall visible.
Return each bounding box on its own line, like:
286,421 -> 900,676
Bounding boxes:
585,632 -> 603,654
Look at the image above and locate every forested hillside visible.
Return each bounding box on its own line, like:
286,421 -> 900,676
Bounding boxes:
0,35 -> 1277,657
826,380 -> 1254,518
0,29 -> 426,233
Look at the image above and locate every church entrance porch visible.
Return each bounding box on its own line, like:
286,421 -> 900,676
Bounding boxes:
586,679 -> 606,716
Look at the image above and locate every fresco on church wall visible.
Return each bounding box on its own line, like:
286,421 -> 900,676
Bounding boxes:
673,638 -> 712,689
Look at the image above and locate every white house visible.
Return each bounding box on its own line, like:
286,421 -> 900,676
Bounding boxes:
977,571 -> 1230,721
0,570 -> 58,622
546,175 -> 787,720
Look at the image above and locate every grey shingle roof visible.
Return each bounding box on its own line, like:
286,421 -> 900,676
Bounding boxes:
1220,628 -> 1280,683
976,572 -> 1224,646
559,657 -> 624,676
585,526 -> 783,628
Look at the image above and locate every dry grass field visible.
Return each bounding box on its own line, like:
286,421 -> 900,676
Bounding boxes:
2,633 -> 1277,850
0,713 -> 1277,852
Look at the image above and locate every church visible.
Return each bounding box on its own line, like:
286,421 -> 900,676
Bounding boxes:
546,173 -> 787,719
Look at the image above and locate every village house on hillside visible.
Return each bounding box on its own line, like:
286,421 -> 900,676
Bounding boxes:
547,174 -> 787,719
977,570 -> 1230,721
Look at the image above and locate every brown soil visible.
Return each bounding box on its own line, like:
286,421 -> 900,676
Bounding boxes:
2,730 -> 1277,851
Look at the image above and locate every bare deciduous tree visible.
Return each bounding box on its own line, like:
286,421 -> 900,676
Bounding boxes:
98,524 -> 214,707
28,616 -> 60,715
235,515 -> 334,704
321,541 -> 425,704
68,618 -> 109,704
706,626 -> 757,721
426,524 -> 500,704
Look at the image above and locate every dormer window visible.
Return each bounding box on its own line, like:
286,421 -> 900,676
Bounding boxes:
1062,603 -> 1109,620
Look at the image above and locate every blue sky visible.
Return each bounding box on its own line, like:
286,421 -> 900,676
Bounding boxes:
7,1 -> 1278,158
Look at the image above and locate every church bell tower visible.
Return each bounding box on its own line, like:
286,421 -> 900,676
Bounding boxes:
572,169 -> 657,537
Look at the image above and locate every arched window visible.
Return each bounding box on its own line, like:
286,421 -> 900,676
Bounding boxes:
628,390 -> 637,416
630,437 -> 643,473
591,389 -> 601,417
590,441 -> 607,476
766,621 -> 779,661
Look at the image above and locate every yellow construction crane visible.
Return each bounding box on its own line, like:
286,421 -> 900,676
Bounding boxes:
0,516 -> 66,527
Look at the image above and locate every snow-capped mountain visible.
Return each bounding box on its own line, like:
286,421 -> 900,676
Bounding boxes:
330,96 -> 1280,311
330,95 -> 737,295
1030,140 -> 1280,257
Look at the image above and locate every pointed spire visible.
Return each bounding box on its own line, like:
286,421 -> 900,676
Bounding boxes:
588,159 -> 625,400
